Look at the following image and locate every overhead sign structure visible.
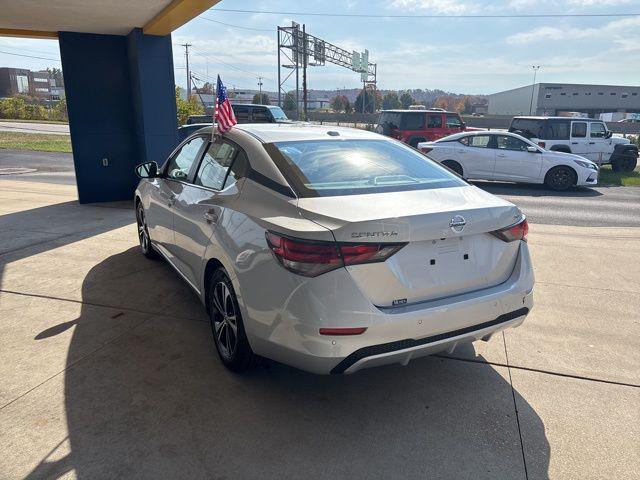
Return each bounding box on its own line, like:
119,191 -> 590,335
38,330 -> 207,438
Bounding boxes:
277,22 -> 377,117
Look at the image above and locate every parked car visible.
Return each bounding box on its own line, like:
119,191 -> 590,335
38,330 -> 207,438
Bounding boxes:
187,104 -> 290,126
134,124 -> 534,374
509,116 -> 638,172
375,109 -> 482,147
418,131 -> 598,191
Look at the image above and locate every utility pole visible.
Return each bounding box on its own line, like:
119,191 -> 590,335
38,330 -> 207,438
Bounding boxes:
302,24 -> 308,120
258,76 -> 263,100
181,43 -> 192,99
529,65 -> 540,115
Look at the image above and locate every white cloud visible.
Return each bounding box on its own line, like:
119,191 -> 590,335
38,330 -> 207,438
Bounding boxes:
506,17 -> 640,44
389,0 -> 476,15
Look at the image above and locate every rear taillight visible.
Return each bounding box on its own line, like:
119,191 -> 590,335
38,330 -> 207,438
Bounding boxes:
490,218 -> 529,242
420,147 -> 433,154
538,141 -> 546,148
266,232 -> 406,277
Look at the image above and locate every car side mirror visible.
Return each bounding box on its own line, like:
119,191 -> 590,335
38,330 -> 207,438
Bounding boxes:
460,122 -> 466,129
605,130 -> 612,139
526,146 -> 538,153
135,161 -> 158,179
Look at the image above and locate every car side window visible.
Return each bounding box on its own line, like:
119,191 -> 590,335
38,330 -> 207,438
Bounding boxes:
496,135 -> 528,152
445,114 -> 461,128
165,136 -> 205,181
234,106 -> 250,122
457,136 -> 470,146
252,108 -> 269,122
402,113 -> 425,130
427,114 -> 442,129
571,122 -> 587,138
195,141 -> 240,190
469,135 -> 491,148
590,122 -> 606,138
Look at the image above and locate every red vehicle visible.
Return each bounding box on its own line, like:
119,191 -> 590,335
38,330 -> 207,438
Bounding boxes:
375,109 -> 481,147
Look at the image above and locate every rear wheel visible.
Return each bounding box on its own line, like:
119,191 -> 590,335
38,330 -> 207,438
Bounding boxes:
208,268 -> 260,372
544,166 -> 576,191
135,201 -> 158,259
442,160 -> 464,177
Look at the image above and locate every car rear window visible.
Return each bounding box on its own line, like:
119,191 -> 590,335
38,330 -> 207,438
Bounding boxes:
401,112 -> 425,130
509,118 -> 543,138
378,112 -> 401,129
267,139 -> 465,197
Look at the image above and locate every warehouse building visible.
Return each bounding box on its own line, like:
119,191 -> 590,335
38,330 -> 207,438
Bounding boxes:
488,83 -> 640,118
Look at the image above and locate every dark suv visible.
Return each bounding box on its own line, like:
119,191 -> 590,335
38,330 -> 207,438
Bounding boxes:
375,109 -> 480,147
180,104 -> 290,142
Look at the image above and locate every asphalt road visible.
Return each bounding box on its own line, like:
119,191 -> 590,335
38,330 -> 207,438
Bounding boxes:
1,149 -> 639,227
0,121 -> 70,135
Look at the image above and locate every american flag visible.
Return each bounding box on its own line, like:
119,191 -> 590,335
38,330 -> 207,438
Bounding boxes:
215,75 -> 237,134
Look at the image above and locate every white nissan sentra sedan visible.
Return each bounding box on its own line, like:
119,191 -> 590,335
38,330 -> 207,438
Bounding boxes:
418,131 -> 598,191
134,124 -> 534,374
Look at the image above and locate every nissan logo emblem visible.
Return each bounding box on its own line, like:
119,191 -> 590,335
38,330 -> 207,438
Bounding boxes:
449,215 -> 466,233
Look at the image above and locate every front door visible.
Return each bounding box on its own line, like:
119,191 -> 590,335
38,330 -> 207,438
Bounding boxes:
492,135 -> 542,182
172,139 -> 246,289
147,135 -> 206,258
569,121 -> 589,157
587,122 -> 610,164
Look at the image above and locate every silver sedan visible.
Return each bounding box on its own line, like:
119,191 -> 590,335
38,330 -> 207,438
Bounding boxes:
134,124 -> 534,374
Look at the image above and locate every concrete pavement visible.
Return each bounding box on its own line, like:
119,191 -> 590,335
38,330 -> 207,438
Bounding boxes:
0,179 -> 638,479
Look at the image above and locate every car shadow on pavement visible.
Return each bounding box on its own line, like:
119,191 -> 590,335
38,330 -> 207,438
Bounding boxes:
26,247 -> 551,480
473,180 -> 603,198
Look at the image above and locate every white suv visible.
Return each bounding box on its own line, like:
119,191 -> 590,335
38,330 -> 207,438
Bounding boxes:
509,116 -> 638,172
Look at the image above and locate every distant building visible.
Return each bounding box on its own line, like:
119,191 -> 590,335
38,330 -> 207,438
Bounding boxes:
0,67 -> 65,101
488,83 -> 640,118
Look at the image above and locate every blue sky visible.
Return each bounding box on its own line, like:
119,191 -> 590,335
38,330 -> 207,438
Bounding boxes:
1,0 -> 639,95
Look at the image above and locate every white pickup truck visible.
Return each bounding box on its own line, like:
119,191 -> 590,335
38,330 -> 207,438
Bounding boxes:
509,116 -> 638,172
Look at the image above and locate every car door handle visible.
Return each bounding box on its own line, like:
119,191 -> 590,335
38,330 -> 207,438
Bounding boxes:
589,142 -> 595,145
497,153 -> 507,157
571,142 -> 578,144
203,210 -> 219,223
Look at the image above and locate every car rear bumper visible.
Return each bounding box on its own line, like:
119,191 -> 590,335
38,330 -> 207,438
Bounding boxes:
247,242 -> 534,375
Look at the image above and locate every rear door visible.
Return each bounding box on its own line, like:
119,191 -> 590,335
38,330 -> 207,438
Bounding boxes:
425,112 -> 443,141
570,121 -> 589,157
492,135 -> 542,182
456,134 -> 496,179
172,139 -> 246,288
147,136 -> 206,255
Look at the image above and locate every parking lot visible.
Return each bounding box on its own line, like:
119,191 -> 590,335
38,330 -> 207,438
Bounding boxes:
1,152 -> 638,479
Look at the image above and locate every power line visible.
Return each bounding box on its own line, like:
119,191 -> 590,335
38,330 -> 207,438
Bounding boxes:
188,46 -> 274,82
198,16 -> 272,31
209,8 -> 640,18
0,50 -> 60,62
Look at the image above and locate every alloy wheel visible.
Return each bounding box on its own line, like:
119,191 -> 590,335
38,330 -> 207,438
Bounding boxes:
211,281 -> 238,360
550,168 -> 572,190
136,204 -> 150,252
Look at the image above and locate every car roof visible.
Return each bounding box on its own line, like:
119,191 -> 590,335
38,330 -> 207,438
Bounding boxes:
436,130 -> 527,141
227,123 -> 382,143
380,109 -> 456,114
512,116 -> 600,121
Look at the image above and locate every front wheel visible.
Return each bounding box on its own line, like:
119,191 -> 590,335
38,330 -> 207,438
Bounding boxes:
611,153 -> 638,172
136,201 -> 158,259
208,269 -> 260,372
544,166 -> 576,191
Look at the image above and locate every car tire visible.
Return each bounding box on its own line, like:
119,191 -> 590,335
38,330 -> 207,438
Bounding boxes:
442,160 -> 464,177
135,201 -> 159,259
208,268 -> 261,372
544,166 -> 576,191
407,137 -> 426,148
611,152 -> 638,172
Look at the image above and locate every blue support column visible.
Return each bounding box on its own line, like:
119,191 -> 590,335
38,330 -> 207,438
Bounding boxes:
59,30 -> 177,203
